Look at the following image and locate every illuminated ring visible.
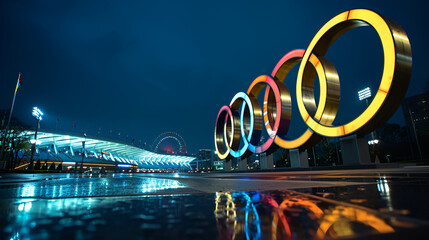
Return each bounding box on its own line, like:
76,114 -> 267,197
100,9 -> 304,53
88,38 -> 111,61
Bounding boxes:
228,92 -> 262,158
264,49 -> 340,149
214,106 -> 240,160
297,9 -> 412,137
214,9 -> 412,159
246,75 -> 290,154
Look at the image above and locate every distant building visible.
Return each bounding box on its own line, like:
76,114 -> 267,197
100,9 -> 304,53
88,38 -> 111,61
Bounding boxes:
213,160 -> 223,170
402,91 -> 429,160
198,149 -> 211,161
212,150 -> 223,170
190,149 -> 213,170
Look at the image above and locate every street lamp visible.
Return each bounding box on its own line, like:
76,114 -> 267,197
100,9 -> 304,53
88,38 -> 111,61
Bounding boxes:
358,88 -> 376,139
29,107 -> 43,170
359,88 -> 379,162
80,133 -> 86,173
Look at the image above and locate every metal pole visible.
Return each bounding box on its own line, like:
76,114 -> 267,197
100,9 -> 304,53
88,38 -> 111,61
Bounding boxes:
406,126 -> 415,159
6,91 -> 17,135
0,73 -> 21,168
81,134 -> 86,173
312,146 -> 317,166
365,98 -> 376,140
335,138 -> 340,165
408,107 -> 423,161
29,119 -> 40,170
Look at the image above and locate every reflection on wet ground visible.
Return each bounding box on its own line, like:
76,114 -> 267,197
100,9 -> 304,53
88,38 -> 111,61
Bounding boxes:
295,178 -> 429,222
214,191 -> 423,240
1,168 -> 428,239
1,195 -> 218,239
0,173 -> 187,198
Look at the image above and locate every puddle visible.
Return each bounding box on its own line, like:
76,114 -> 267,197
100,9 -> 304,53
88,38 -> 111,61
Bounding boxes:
1,189 -> 426,240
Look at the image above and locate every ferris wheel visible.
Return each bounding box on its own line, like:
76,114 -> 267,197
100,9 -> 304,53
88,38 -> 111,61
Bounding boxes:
152,132 -> 188,154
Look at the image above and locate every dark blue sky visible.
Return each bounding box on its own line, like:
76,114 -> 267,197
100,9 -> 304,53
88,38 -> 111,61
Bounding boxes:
1,0 -> 428,154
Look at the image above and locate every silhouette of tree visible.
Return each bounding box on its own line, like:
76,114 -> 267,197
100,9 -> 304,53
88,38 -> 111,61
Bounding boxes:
1,110 -> 31,169
275,149 -> 290,167
34,159 -> 41,170
375,123 -> 411,162
315,137 -> 336,166
56,163 -> 63,171
41,160 -> 48,170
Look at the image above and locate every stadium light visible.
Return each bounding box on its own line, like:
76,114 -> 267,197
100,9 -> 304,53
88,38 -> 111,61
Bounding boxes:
29,107 -> 43,170
32,107 -> 43,121
358,88 -> 378,147
358,87 -> 371,101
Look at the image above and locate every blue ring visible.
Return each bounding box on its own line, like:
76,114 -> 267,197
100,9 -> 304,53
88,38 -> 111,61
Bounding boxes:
229,92 -> 254,158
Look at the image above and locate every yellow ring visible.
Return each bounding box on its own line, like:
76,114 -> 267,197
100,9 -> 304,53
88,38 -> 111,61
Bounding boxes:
297,9 -> 412,137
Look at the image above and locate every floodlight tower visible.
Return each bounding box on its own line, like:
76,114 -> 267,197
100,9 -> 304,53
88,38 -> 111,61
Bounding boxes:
358,88 -> 377,145
29,107 -> 43,170
358,87 -> 372,106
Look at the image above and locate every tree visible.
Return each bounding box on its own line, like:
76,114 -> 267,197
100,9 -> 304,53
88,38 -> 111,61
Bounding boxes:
34,159 -> 41,170
56,163 -> 62,171
0,111 -> 31,170
275,149 -> 290,167
376,123 -> 412,162
41,160 -> 48,170
49,162 -> 56,171
9,129 -> 31,169
315,137 -> 337,166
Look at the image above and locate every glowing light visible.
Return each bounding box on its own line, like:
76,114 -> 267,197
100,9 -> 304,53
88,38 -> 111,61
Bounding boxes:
24,202 -> 32,212
118,164 -> 131,168
30,139 -> 41,144
216,9 -> 411,158
358,87 -> 372,101
32,107 -> 43,121
141,178 -> 183,193
297,9 -> 410,137
21,185 -> 35,197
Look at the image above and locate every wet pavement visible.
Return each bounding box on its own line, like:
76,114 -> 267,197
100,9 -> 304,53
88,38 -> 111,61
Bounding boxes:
1,167 -> 429,239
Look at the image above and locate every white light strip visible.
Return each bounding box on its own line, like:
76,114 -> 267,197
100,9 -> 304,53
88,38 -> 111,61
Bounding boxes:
358,87 -> 371,101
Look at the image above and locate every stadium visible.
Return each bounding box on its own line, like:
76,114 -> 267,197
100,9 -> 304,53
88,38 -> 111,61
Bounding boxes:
16,130 -> 195,172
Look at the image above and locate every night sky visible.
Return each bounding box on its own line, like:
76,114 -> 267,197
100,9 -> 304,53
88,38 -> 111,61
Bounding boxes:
1,0 -> 428,154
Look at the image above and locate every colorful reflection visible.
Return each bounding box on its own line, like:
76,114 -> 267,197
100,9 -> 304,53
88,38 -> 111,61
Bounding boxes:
316,205 -> 394,238
15,177 -> 183,198
141,178 -> 183,193
214,190 -> 410,239
377,176 -> 394,211
214,192 -> 237,239
214,192 -> 262,240
232,192 -> 261,239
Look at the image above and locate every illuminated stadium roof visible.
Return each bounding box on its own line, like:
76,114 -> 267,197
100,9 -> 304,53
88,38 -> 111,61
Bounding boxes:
22,131 -> 195,169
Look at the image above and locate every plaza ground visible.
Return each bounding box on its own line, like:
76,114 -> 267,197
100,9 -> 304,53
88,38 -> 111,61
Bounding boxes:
1,166 -> 429,239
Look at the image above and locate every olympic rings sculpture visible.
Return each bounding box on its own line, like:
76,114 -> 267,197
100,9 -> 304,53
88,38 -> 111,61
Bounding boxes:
215,9 -> 412,160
